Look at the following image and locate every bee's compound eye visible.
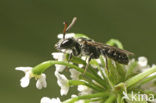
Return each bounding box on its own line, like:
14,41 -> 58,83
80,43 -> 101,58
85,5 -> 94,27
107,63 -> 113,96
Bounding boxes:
61,39 -> 74,48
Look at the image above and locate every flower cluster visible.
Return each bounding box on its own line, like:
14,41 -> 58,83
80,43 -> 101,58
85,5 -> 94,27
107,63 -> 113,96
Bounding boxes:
15,33 -> 156,103
15,67 -> 47,89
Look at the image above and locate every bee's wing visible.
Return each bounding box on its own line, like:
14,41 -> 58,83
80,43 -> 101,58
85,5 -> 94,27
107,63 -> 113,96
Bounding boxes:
87,41 -> 134,56
102,45 -> 134,56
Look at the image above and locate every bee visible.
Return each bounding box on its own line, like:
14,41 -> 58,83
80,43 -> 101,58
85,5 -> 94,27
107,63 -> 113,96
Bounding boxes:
55,17 -> 134,72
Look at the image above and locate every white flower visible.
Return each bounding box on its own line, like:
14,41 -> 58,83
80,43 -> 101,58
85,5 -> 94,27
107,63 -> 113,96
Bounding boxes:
40,97 -> 61,103
52,52 -> 66,72
137,57 -> 150,72
57,33 -> 75,39
127,57 -> 149,73
138,56 -> 148,67
69,69 -> 81,80
55,71 -> 69,96
15,67 -> 47,89
36,74 -> 47,89
78,85 -> 92,95
15,67 -> 33,88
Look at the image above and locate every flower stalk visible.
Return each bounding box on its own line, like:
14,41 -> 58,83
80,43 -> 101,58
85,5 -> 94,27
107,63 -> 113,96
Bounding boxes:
125,65 -> 156,87
63,92 -> 110,103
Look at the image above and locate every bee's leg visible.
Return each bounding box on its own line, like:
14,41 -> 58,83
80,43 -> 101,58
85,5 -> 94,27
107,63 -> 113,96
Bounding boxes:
100,50 -> 109,73
68,53 -> 73,62
83,53 -> 93,74
65,53 -> 73,71
103,55 -> 109,73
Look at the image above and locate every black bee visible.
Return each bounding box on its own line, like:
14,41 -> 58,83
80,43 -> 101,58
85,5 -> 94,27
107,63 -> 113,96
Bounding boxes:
55,17 -> 134,72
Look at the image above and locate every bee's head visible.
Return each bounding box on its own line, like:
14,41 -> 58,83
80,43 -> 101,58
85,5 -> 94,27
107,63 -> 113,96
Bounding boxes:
55,17 -> 77,51
55,38 -> 75,51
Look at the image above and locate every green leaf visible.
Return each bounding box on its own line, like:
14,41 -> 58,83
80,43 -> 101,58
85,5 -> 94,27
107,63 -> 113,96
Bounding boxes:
116,63 -> 126,82
107,59 -> 120,85
75,33 -> 90,39
125,60 -> 137,80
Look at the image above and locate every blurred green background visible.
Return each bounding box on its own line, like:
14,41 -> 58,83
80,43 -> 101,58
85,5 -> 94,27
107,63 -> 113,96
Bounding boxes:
0,0 -> 156,103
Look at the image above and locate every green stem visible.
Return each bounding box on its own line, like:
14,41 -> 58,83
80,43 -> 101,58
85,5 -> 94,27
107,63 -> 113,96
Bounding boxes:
69,80 -> 103,91
88,66 -> 108,88
117,94 -> 121,103
63,92 -> 110,103
32,61 -> 52,75
104,95 -> 116,103
106,39 -> 124,49
68,80 -> 86,85
137,75 -> 156,86
71,55 -> 107,88
32,60 -> 105,87
125,66 -> 156,87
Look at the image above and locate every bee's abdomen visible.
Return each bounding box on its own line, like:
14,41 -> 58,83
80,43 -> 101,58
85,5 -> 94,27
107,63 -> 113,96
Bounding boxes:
102,48 -> 129,64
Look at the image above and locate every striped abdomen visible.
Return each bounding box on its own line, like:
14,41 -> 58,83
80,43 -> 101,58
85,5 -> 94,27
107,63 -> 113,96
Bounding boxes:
102,47 -> 129,64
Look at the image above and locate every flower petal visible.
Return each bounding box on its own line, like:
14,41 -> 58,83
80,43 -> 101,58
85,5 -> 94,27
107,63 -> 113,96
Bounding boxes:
20,73 -> 31,88
52,52 -> 64,60
40,97 -> 52,103
36,74 -> 47,89
138,57 -> 148,67
55,64 -> 66,72
69,69 -> 81,80
15,67 -> 32,72
78,85 -> 92,95
57,33 -> 75,39
55,71 -> 69,96
51,98 -> 61,103
52,52 -> 66,72
60,87 -> 69,96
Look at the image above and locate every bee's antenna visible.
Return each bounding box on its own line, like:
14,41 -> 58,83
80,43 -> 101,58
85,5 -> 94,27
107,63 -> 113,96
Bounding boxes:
66,17 -> 77,32
63,17 -> 77,39
63,22 -> 68,40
